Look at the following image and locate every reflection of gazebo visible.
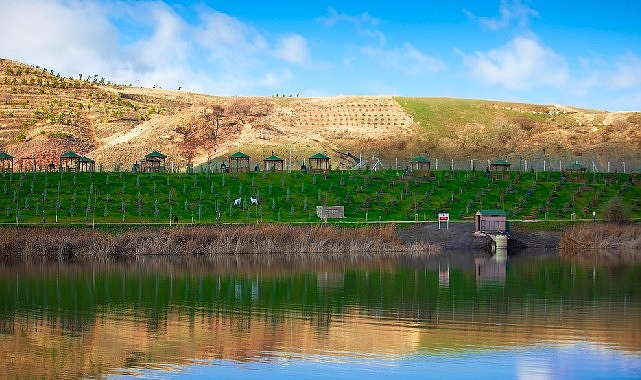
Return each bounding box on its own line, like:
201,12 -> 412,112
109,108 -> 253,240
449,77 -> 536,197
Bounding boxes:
60,151 -> 81,172
79,156 -> 95,172
309,152 -> 330,173
263,152 -> 284,172
141,151 -> 167,172
228,151 -> 250,173
410,155 -> 431,172
0,152 -> 13,172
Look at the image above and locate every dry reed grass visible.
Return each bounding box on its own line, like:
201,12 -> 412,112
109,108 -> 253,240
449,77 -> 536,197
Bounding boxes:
560,224 -> 641,262
0,225 -> 439,259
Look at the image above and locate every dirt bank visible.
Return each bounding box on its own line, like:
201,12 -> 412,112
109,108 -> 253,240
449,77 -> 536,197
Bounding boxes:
397,222 -> 561,252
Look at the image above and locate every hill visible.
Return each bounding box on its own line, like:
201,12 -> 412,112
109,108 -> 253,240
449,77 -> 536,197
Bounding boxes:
1,58 -> 640,171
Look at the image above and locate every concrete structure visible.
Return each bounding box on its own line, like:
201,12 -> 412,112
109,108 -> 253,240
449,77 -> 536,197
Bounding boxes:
316,206 -> 345,219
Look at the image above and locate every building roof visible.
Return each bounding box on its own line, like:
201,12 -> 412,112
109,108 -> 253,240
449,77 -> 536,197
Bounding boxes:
79,156 -> 95,163
565,161 -> 586,170
0,152 -> 13,159
145,150 -> 166,158
60,151 -> 80,158
229,151 -> 250,158
264,154 -> 284,161
476,209 -> 507,216
309,152 -> 330,159
411,156 -> 430,163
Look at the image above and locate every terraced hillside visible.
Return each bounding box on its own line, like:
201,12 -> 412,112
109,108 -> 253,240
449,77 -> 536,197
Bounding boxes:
1,58 -> 640,171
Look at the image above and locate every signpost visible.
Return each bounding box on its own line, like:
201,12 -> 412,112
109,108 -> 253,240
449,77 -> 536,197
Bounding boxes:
438,212 -> 450,230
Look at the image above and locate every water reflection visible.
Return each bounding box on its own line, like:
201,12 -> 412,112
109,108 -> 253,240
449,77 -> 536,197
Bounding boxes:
1,251 -> 640,379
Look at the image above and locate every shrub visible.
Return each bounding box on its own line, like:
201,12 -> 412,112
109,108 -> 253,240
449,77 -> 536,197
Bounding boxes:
601,196 -> 630,224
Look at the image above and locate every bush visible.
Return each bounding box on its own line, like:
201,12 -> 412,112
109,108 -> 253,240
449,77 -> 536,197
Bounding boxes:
601,196 -> 630,224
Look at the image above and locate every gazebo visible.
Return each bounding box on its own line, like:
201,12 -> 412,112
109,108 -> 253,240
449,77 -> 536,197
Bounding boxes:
309,152 -> 330,173
19,156 -> 37,172
228,151 -> 250,173
79,156 -> 95,172
564,161 -> 587,181
263,152 -> 285,172
0,152 -> 13,172
488,159 -> 511,179
59,151 -> 81,172
141,151 -> 166,172
410,155 -> 431,172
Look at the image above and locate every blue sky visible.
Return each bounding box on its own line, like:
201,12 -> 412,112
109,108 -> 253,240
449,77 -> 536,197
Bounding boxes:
1,0 -> 640,111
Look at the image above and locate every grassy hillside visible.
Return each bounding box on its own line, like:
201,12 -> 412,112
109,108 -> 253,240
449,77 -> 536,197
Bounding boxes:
0,169 -> 638,225
1,58 -> 641,173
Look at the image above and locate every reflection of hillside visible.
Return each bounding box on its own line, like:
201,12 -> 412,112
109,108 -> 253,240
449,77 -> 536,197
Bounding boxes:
2,298 -> 640,379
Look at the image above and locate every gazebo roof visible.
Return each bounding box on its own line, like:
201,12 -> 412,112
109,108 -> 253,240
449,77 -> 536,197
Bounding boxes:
565,162 -> 586,170
309,152 -> 330,159
411,156 -> 430,163
79,156 -> 95,163
60,151 -> 80,158
229,151 -> 250,158
490,159 -> 510,166
264,154 -> 284,162
145,150 -> 166,158
0,152 -> 13,159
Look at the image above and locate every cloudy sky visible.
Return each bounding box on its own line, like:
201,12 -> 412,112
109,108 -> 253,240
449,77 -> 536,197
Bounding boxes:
1,0 -> 640,111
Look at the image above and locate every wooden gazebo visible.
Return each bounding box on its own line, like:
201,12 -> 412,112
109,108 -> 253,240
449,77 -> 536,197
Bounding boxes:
0,152 -> 13,172
410,155 -> 431,172
141,151 -> 166,172
79,156 -> 95,172
564,161 -> 587,181
309,152 -> 330,173
228,151 -> 250,173
60,151 -> 81,172
488,159 -> 511,179
19,156 -> 37,172
263,152 -> 284,172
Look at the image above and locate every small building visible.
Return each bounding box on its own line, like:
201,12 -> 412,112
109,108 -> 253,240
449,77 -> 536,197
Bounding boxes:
0,152 -> 13,173
475,209 -> 507,233
59,151 -> 81,172
564,161 -> 587,182
309,152 -> 330,173
228,151 -> 250,173
140,151 -> 167,172
410,155 -> 431,172
263,152 -> 285,172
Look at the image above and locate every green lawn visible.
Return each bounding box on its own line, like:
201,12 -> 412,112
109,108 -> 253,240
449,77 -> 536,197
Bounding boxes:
0,168 -> 638,225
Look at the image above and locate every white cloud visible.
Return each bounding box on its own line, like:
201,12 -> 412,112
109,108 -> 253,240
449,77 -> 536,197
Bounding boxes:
273,35 -> 309,64
608,52 -> 641,89
465,0 -> 539,30
459,36 -> 568,90
317,7 -> 386,45
362,43 -> 445,75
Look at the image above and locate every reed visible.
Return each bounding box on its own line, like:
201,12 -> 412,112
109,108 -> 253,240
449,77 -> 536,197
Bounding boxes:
560,223 -> 641,253
0,225 -> 439,259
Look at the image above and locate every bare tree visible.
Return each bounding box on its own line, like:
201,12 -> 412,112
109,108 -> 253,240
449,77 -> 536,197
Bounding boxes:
204,105 -> 224,154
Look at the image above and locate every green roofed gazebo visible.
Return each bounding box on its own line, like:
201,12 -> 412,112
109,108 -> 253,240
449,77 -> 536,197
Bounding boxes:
263,152 -> 284,172
141,151 -> 167,172
410,155 -> 431,172
565,161 -> 587,173
489,159 -> 511,172
60,151 -> 81,172
228,151 -> 250,173
0,152 -> 13,173
79,156 -> 95,172
309,152 -> 330,173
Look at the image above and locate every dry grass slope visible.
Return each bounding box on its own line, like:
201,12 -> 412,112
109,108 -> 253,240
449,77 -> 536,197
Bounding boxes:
1,58 -> 640,171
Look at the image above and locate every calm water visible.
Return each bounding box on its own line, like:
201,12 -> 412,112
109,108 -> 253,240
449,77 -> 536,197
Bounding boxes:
1,250 -> 640,379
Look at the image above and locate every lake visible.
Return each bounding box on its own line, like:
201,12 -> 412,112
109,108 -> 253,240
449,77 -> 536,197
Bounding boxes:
1,250 -> 640,379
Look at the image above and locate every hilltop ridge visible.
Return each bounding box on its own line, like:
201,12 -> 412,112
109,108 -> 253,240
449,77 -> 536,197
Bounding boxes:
1,58 -> 640,171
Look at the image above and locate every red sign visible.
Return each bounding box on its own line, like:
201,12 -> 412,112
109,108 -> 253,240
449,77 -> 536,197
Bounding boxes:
438,213 -> 449,221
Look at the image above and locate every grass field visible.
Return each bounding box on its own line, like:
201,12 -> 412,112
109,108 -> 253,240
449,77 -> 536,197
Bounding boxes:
0,167 -> 638,226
